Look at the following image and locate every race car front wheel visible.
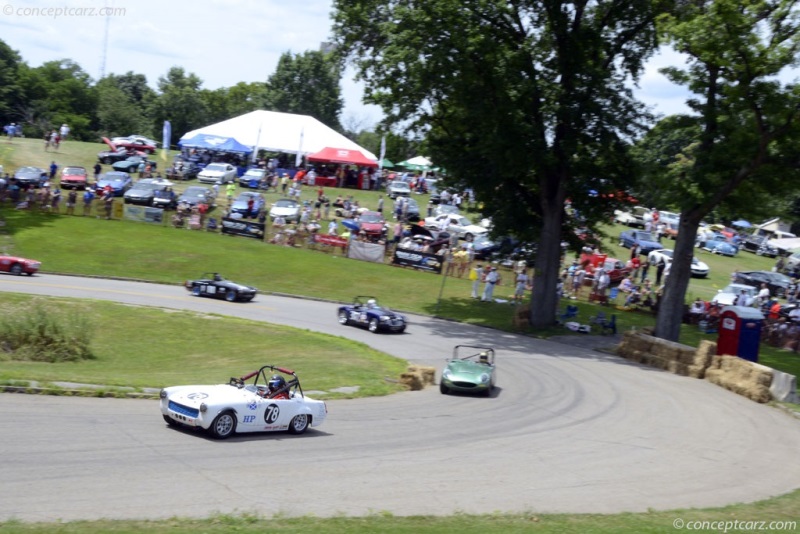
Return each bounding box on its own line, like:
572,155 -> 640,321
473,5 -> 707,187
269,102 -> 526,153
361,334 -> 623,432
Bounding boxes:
338,310 -> 350,325
288,414 -> 309,434
209,411 -> 236,439
192,286 -> 201,296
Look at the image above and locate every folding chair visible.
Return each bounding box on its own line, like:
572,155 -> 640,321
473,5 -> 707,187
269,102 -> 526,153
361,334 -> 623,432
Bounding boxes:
607,287 -> 619,306
601,314 -> 617,335
559,304 -> 579,322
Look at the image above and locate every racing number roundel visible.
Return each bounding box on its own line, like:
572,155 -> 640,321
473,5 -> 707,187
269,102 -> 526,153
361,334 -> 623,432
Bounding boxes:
264,403 -> 280,424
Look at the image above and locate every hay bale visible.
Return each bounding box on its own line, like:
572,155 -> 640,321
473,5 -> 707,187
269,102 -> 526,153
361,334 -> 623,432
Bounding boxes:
694,341 -> 716,368
408,365 -> 436,386
704,355 -> 773,403
399,372 -> 424,391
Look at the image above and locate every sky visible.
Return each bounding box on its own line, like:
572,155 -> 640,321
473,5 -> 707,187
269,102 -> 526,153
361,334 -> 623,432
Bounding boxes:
0,0 -> 695,136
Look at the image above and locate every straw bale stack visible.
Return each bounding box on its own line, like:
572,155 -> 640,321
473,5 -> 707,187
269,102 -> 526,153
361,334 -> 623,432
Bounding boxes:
705,355 -> 773,403
407,365 -> 436,386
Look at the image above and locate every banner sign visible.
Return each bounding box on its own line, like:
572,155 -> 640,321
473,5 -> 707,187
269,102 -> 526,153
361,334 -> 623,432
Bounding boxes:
392,249 -> 443,273
348,240 -> 385,263
221,217 -> 265,239
313,234 -> 349,249
123,205 -> 164,224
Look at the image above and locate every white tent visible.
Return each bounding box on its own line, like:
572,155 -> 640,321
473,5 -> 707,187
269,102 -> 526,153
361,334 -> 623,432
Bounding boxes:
180,110 -> 377,161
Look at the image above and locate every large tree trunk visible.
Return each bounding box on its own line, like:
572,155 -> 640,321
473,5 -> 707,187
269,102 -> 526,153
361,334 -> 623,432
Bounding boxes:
654,215 -> 701,342
529,180 -> 566,328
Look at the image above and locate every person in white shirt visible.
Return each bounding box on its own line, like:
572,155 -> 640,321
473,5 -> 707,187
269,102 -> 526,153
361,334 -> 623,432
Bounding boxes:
757,283 -> 770,306
482,267 -> 500,302
514,270 -> 529,303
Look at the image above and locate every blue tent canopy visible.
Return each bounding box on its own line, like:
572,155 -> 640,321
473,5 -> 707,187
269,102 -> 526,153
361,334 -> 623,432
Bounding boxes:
178,133 -> 252,154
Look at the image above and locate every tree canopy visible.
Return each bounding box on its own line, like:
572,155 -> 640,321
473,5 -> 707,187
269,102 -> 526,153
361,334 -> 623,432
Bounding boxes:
333,0 -> 664,327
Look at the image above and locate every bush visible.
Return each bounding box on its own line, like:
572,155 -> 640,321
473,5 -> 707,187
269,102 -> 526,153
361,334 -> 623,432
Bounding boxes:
0,299 -> 94,362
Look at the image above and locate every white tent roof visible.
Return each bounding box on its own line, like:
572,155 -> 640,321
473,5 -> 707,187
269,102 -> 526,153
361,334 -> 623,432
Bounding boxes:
180,110 -> 377,161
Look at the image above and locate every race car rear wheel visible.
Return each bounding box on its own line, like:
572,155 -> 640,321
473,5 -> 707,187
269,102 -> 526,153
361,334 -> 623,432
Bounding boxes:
209,411 -> 236,439
288,414 -> 309,435
192,286 -> 201,296
225,290 -> 236,302
338,310 -> 350,325
368,318 -> 379,333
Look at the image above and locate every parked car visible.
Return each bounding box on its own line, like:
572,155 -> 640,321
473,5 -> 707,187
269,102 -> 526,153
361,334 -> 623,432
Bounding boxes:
433,204 -> 461,218
741,235 -> 779,257
152,188 -> 178,210
97,148 -> 137,164
198,162 -> 238,184
357,210 -> 388,237
107,136 -> 157,153
178,186 -> 215,208
238,168 -> 268,188
0,255 -> 41,275
230,192 -> 264,217
94,172 -> 133,197
711,283 -> 757,306
166,161 -> 200,181
59,166 -> 89,190
13,166 -> 48,187
337,296 -> 407,333
439,345 -> 496,397
613,209 -> 637,226
159,364 -> 326,439
184,272 -> 257,302
647,249 -> 710,278
698,233 -> 739,256
657,211 -> 680,226
629,206 -> 653,228
123,179 -> 165,206
112,156 -> 157,174
619,230 -> 662,255
660,221 -> 679,240
580,253 -> 632,284
424,213 -> 488,240
268,198 -> 301,222
735,270 -> 792,298
405,197 -> 421,222
387,180 -> 411,199
464,234 -> 501,260
786,251 -> 800,273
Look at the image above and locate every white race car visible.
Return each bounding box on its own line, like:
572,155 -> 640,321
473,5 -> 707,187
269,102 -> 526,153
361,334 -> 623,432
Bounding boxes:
160,365 -> 327,439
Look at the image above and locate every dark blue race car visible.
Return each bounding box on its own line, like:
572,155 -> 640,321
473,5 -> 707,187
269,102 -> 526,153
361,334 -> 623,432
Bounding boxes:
337,296 -> 407,333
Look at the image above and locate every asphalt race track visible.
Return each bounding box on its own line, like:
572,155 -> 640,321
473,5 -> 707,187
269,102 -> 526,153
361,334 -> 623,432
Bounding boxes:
1,274 -> 800,522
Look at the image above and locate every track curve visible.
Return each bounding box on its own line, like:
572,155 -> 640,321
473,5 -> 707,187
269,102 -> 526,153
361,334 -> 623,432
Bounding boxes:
1,274 -> 799,522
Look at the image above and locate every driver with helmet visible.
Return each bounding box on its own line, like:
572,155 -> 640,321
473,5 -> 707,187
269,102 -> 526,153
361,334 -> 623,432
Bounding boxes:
266,374 -> 290,399
366,298 -> 377,309
479,351 -> 490,365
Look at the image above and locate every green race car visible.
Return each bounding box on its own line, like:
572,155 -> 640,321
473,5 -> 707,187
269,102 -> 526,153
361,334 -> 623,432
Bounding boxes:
439,345 -> 496,397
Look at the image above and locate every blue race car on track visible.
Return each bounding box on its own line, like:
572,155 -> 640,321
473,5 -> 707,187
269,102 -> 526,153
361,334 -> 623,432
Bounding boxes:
337,296 -> 407,333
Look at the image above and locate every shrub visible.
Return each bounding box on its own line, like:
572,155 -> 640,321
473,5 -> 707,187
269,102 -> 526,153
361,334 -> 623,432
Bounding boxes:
0,299 -> 94,362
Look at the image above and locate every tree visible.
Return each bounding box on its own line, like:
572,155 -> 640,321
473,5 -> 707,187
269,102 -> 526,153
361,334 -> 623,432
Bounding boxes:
650,0 -> 800,342
265,50 -> 344,131
0,40 -> 25,124
95,78 -> 152,138
333,0 -> 664,327
149,67 -> 208,146
16,59 -> 97,139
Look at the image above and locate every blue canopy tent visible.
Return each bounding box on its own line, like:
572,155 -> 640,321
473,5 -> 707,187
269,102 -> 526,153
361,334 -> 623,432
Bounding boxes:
178,133 -> 252,154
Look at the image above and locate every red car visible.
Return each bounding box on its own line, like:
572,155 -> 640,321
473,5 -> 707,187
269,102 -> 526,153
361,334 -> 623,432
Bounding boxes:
106,136 -> 157,154
59,166 -> 88,190
357,210 -> 388,236
0,255 -> 41,275
580,252 -> 632,284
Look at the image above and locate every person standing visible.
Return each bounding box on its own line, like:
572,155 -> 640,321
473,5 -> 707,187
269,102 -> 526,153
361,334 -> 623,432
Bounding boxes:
93,162 -> 102,182
49,161 -> 58,181
102,189 -> 114,220
655,257 -> 666,286
82,188 -> 95,216
482,266 -> 500,302
66,189 -> 77,215
470,264 -> 484,299
514,269 -> 529,304
376,195 -> 384,215
59,123 -> 70,141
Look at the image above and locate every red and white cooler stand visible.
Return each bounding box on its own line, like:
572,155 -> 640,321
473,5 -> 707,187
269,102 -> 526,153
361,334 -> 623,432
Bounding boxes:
716,306 -> 765,363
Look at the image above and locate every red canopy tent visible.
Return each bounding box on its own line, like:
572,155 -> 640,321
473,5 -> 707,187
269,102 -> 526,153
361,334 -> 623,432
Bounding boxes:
306,147 -> 378,167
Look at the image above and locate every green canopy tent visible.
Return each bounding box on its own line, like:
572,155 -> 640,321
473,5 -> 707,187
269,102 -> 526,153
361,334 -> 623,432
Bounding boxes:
380,158 -> 395,168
